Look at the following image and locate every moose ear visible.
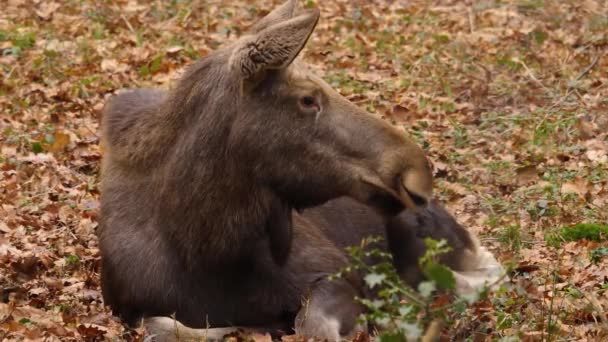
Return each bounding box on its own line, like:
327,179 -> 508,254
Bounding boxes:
248,0 -> 299,33
230,9 -> 319,79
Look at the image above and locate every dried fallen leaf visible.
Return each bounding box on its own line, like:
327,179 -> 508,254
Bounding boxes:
352,331 -> 371,342
560,177 -> 590,198
77,323 -> 107,340
166,46 -> 184,54
48,133 -> 71,153
389,104 -> 413,123
516,165 -> 539,185
101,59 -> 118,72
35,2 -> 60,20
250,332 -> 273,342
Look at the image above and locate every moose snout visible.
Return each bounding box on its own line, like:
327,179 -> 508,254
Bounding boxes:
365,142 -> 433,214
357,163 -> 432,217
397,166 -> 433,210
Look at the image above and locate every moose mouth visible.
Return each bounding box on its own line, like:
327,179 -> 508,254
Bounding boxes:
360,173 -> 429,216
396,175 -> 429,210
402,187 -> 428,207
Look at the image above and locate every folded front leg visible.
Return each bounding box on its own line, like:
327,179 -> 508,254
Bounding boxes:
295,278 -> 366,341
385,199 -> 504,294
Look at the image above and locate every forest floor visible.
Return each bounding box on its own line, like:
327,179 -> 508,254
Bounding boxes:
1,0 -> 607,340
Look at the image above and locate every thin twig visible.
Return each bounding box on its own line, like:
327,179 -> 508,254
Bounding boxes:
546,49 -> 606,112
480,237 -> 540,245
4,65 -> 16,81
577,286 -> 608,331
467,6 -> 475,33
121,15 -> 137,36
574,50 -> 603,82
0,302 -> 16,324
351,253 -> 427,306
519,59 -> 550,92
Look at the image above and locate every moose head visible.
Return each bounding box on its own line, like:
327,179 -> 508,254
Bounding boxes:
219,1 -> 432,213
101,0 -> 433,269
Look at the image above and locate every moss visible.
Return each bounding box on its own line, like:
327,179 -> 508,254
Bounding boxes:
545,223 -> 608,247
561,223 -> 608,241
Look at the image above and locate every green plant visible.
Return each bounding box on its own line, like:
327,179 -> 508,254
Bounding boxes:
589,247 -> 608,263
139,53 -> 165,77
498,224 -> 522,252
450,121 -> 469,148
334,236 -> 481,341
545,223 -> 608,247
65,254 -> 80,265
2,30 -> 37,56
563,286 -> 583,299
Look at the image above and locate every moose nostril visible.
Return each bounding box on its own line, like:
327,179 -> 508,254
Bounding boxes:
406,189 -> 428,207
398,168 -> 433,209
396,172 -> 431,210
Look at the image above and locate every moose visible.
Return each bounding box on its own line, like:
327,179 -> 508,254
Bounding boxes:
98,1 -> 499,340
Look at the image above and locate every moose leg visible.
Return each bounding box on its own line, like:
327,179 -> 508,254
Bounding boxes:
283,214 -> 367,340
385,200 -> 482,289
294,277 -> 366,340
385,213 -> 428,287
143,213 -> 365,341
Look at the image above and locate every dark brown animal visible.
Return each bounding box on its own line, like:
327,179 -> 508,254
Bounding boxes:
98,0 -> 478,340
312,198 -> 476,285
295,198 -> 479,339
142,198 -> 480,341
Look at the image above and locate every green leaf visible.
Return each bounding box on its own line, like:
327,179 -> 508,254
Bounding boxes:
590,247 -> 608,263
376,315 -> 391,327
364,272 -> 386,288
396,321 -> 422,339
44,133 -> 55,144
529,29 -> 547,45
459,291 -> 480,304
417,280 -> 436,298
31,142 -> 43,154
149,53 -> 164,73
564,286 -> 583,299
423,262 -> 455,290
378,331 -> 407,342
138,65 -> 150,77
65,254 -> 80,265
12,31 -> 36,50
305,0 -> 316,8
496,311 -> 513,330
398,306 -> 413,317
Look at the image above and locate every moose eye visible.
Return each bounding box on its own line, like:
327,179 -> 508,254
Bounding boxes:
300,96 -> 317,108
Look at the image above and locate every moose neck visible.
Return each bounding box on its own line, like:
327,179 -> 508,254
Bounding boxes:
154,55 -> 281,268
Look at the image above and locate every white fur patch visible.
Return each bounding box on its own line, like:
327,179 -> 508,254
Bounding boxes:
295,305 -> 342,341
295,298 -> 367,341
143,317 -> 239,342
453,242 -> 506,295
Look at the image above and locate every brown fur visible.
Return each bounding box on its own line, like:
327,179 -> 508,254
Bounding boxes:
98,1 -> 471,340
307,198 -> 475,286
139,199 -> 476,341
